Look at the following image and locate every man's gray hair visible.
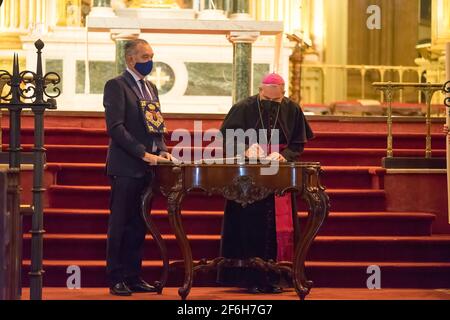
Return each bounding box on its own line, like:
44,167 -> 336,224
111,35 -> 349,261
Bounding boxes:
124,39 -> 149,57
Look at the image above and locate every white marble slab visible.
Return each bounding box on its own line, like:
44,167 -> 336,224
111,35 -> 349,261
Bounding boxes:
87,17 -> 284,35
115,8 -> 197,20
19,28 -> 292,113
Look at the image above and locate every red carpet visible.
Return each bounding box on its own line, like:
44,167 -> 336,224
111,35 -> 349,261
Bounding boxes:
2,116 -> 449,289
20,287 -> 450,300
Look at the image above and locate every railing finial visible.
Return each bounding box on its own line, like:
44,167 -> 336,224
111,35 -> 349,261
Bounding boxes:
444,80 -> 450,108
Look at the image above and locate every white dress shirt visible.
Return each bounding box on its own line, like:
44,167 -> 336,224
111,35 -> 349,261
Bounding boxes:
126,67 -> 154,100
126,67 -> 158,153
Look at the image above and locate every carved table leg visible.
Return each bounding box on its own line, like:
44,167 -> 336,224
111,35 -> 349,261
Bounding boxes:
141,182 -> 168,294
293,184 -> 330,300
297,204 -> 314,289
167,190 -> 191,300
291,192 -> 300,251
166,166 -> 192,300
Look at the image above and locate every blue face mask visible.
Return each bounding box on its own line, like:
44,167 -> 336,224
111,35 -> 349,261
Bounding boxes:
135,60 -> 153,77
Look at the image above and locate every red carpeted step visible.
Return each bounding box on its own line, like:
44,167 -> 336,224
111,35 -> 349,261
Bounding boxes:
21,260 -> 450,289
3,115 -> 445,133
306,235 -> 450,262
33,209 -> 225,235
46,163 -> 385,190
307,132 -> 446,150
300,149 -> 446,166
2,128 -> 109,146
47,163 -> 110,186
321,166 -> 384,189
46,185 -> 387,212
22,234 -> 450,262
46,185 -> 226,211
164,132 -> 446,150
4,128 -> 445,149
26,209 -> 434,236
316,212 -> 434,236
304,261 -> 450,289
33,145 -> 108,163
297,189 -> 387,212
9,144 -> 446,165
22,234 -> 221,261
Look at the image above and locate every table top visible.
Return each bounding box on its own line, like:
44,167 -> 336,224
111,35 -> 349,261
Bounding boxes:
155,161 -> 321,168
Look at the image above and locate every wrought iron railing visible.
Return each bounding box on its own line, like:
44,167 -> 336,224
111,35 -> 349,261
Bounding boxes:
445,81 -> 450,109
372,81 -> 447,168
300,63 -> 445,105
0,39 -> 59,300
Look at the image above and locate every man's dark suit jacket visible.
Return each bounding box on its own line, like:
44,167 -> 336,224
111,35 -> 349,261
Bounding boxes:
103,71 -> 168,178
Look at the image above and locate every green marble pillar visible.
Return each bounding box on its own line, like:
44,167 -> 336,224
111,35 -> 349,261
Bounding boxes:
230,0 -> 251,20
222,0 -> 232,13
233,42 -> 252,103
111,31 -> 140,76
90,0 -> 115,17
231,0 -> 249,13
115,39 -> 127,75
93,0 -> 111,7
202,0 -> 224,10
228,32 -> 259,104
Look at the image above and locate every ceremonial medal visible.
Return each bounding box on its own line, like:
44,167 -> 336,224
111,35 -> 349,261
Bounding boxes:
139,99 -> 167,134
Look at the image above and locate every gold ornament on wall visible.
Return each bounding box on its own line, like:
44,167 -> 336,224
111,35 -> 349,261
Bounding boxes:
57,0 -> 82,27
133,0 -> 180,8
432,0 -> 450,49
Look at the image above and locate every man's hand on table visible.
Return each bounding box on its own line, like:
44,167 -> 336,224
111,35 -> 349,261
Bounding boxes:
245,143 -> 266,159
160,151 -> 182,164
245,144 -> 287,162
266,152 -> 287,162
142,152 -> 169,165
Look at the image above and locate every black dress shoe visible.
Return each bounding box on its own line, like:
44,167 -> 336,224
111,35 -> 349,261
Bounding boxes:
110,282 -> 132,296
126,279 -> 158,293
247,286 -> 264,294
262,285 -> 283,294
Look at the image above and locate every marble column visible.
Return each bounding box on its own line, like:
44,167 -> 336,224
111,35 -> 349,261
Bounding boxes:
111,30 -> 140,75
0,0 -> 24,49
227,32 -> 259,104
223,0 -> 232,13
202,0 -> 225,10
65,0 -> 83,27
93,0 -> 111,6
323,0 -> 347,103
198,0 -> 227,20
230,0 -> 251,20
90,0 -> 115,17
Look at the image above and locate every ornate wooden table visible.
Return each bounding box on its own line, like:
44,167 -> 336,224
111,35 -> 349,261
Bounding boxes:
141,162 -> 330,300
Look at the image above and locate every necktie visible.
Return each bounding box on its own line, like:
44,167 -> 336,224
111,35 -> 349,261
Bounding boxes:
139,79 -> 158,152
139,79 -> 152,100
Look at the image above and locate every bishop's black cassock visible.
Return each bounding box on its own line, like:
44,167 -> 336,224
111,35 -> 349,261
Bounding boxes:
217,94 -> 314,290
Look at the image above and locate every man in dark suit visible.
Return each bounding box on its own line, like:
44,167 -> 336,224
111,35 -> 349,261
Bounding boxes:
103,39 -> 173,296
